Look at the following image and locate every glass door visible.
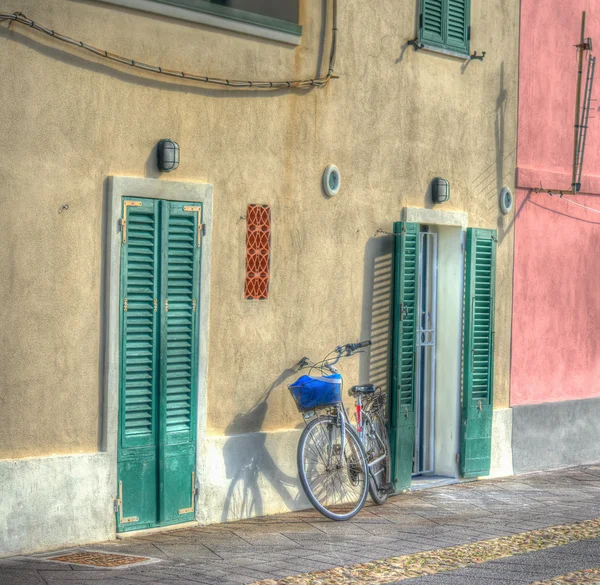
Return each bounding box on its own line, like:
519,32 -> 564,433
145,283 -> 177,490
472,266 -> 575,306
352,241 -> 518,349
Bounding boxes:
413,230 -> 438,475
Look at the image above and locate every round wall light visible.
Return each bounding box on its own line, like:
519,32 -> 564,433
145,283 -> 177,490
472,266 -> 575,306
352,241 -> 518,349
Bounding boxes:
500,187 -> 513,214
431,177 -> 450,204
157,139 -> 180,172
323,165 -> 341,197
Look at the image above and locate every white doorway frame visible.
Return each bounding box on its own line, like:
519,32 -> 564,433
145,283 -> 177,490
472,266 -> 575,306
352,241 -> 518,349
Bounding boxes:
105,176 -> 213,531
402,208 -> 467,479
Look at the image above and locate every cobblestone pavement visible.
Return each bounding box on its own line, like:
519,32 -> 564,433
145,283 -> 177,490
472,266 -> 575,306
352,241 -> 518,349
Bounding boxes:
2,465 -> 600,585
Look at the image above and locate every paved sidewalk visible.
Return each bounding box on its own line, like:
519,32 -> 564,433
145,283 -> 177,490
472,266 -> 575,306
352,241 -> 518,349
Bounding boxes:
2,465 -> 600,585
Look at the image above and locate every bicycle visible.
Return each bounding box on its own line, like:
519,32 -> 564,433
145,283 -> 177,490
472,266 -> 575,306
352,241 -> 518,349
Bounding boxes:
288,341 -> 392,521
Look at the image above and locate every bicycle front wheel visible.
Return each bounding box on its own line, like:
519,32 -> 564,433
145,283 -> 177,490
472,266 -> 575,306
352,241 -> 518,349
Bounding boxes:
297,415 -> 369,521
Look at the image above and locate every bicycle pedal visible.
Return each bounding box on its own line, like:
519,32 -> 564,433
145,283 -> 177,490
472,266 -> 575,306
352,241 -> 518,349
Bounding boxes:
380,482 -> 394,493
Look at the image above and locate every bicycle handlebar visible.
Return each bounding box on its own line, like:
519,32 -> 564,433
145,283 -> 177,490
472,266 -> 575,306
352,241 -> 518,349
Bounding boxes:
297,340 -> 371,372
344,340 -> 372,352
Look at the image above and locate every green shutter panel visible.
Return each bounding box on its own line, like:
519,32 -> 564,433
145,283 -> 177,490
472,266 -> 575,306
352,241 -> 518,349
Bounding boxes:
460,228 -> 496,478
390,222 -> 419,492
420,0 -> 444,46
446,0 -> 470,54
118,197 -> 160,529
159,201 -> 201,522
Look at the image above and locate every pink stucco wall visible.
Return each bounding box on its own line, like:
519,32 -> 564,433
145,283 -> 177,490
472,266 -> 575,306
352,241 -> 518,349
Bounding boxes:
512,1 -> 600,405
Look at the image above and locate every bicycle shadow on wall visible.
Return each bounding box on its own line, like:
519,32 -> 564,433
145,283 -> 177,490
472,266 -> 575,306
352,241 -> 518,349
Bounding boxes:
220,368 -> 305,523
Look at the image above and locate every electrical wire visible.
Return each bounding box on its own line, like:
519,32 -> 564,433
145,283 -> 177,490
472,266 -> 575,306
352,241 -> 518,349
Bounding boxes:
538,189 -> 600,214
0,4 -> 339,90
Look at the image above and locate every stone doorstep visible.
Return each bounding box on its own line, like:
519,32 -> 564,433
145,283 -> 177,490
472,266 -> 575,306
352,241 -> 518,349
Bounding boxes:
115,520 -> 201,539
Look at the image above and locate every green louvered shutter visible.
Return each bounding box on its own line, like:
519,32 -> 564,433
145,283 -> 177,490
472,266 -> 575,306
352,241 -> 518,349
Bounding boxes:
460,228 -> 496,478
420,0 -> 470,54
446,0 -> 469,54
389,222 -> 419,492
118,197 -> 160,529
159,201 -> 201,522
420,0 -> 444,46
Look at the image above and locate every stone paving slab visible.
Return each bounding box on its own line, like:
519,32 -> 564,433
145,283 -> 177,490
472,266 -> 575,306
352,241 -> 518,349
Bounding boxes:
1,466 -> 600,585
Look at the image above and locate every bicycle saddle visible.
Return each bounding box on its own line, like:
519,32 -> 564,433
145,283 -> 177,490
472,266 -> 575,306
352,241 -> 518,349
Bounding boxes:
350,384 -> 376,394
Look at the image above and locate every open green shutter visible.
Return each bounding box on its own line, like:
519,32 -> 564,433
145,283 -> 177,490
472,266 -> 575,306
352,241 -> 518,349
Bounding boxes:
420,0 -> 444,46
446,0 -> 469,54
159,201 -> 201,522
118,197 -> 160,528
460,228 -> 496,478
390,222 -> 419,492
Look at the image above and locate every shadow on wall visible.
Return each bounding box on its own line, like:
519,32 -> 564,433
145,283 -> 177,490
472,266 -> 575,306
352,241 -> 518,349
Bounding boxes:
360,235 -> 395,394
220,368 -> 302,523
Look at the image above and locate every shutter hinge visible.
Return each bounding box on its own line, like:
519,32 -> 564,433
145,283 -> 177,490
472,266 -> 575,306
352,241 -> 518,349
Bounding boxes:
399,302 -> 409,321
154,298 -> 158,312
192,298 -> 197,313
116,481 -> 139,524
123,298 -> 128,312
178,472 -> 197,515
419,13 -> 423,29
183,206 -> 203,247
467,25 -> 471,41
165,298 -> 169,313
121,201 -> 142,244
491,235 -> 498,242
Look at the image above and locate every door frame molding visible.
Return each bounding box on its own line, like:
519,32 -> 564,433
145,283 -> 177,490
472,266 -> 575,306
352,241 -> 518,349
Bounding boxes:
106,176 -> 213,531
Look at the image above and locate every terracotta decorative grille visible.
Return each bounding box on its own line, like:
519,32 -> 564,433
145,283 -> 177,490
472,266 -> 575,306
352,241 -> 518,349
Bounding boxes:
245,204 -> 271,300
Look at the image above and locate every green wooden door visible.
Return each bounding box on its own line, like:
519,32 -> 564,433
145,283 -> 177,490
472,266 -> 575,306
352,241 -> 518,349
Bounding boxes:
118,198 -> 201,532
460,228 -> 496,478
389,222 -> 419,492
159,201 -> 200,523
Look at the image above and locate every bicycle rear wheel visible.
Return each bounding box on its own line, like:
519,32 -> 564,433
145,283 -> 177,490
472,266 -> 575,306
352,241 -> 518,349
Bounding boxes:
365,409 -> 391,505
297,415 -> 369,521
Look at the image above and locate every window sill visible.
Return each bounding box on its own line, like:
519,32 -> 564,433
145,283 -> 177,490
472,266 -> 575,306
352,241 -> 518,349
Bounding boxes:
420,43 -> 470,61
98,0 -> 302,45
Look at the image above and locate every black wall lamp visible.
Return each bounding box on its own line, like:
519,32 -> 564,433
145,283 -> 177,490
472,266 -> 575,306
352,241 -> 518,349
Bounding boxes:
157,139 -> 180,172
431,177 -> 450,204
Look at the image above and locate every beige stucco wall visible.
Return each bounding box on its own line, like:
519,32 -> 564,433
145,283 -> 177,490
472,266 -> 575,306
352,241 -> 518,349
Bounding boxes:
0,0 -> 518,458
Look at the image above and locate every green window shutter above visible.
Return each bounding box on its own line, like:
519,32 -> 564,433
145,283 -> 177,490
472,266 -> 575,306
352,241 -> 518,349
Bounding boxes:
460,228 -> 496,478
120,198 -> 160,449
420,0 -> 444,46
420,0 -> 470,55
390,222 -> 419,492
446,0 -> 469,54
